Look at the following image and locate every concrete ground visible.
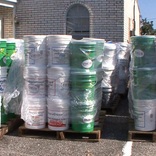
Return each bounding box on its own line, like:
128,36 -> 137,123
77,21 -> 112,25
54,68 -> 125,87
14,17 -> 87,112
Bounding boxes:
1,96 -> 156,156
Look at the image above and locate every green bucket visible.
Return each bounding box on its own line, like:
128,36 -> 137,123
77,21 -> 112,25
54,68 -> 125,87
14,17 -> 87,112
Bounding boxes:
131,35 -> 156,67
8,112 -> 16,120
70,101 -> 97,132
1,113 -> 8,124
70,88 -> 95,102
132,67 -> 156,99
7,42 -> 16,50
0,39 -> 7,67
70,40 -> 96,70
0,39 -> 7,48
70,70 -> 97,89
82,38 -> 105,69
70,83 -> 102,102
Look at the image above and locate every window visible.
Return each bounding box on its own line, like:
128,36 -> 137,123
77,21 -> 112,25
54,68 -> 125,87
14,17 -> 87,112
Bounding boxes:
66,4 -> 90,40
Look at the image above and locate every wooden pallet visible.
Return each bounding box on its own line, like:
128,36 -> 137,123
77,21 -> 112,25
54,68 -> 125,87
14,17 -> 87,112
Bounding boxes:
101,94 -> 121,114
18,125 -> 59,139
58,110 -> 105,142
0,125 -> 8,139
128,120 -> 156,142
18,110 -> 106,142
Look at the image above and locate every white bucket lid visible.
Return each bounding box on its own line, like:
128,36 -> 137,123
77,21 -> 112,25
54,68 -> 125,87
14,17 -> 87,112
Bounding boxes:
46,35 -> 72,40
133,99 -> 156,108
104,43 -> 116,50
23,66 -> 46,78
47,98 -> 70,108
47,65 -> 70,77
24,97 -> 46,105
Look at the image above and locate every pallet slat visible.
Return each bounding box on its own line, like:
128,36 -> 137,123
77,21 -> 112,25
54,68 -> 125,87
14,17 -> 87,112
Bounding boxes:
0,126 -> 8,139
18,110 -> 106,142
57,128 -> 101,142
18,125 -> 59,139
128,120 -> 156,142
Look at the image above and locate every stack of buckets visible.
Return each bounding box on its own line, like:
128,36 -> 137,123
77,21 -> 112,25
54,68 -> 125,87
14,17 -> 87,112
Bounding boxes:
129,35 -> 156,131
0,39 -> 17,124
46,35 -> 72,131
101,42 -> 117,108
116,42 -> 130,95
5,39 -> 23,119
22,35 -> 47,129
69,38 -> 104,132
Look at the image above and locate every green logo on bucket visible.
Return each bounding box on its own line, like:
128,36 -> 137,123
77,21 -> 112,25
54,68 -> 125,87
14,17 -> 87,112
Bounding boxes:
134,49 -> 144,57
82,59 -> 93,68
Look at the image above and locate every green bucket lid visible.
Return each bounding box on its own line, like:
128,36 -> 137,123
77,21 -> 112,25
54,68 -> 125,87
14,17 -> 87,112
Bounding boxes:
131,35 -> 156,44
0,39 -> 7,48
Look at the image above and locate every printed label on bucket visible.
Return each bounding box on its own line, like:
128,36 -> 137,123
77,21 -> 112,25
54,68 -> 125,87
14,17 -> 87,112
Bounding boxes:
0,78 -> 6,93
48,109 -> 69,128
134,49 -> 144,58
47,47 -> 70,65
134,111 -> 145,127
82,59 -> 93,68
26,106 -> 46,127
83,115 -> 94,123
48,78 -> 69,97
25,50 -> 46,66
25,81 -> 46,97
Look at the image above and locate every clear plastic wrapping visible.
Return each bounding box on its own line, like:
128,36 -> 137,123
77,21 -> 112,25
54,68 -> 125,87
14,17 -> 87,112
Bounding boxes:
3,44 -> 25,114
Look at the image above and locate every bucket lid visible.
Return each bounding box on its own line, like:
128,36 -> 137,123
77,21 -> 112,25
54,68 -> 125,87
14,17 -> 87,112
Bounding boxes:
47,65 -> 70,73
46,35 -> 72,40
70,69 -> 96,75
0,39 -> 7,42
83,38 -> 105,44
104,42 -> 116,50
70,39 -> 96,45
47,98 -> 70,107
23,66 -> 46,78
7,38 -> 16,43
26,97 -> 46,104
131,35 -> 156,40
131,35 -> 156,43
131,67 -> 156,71
71,100 -> 96,106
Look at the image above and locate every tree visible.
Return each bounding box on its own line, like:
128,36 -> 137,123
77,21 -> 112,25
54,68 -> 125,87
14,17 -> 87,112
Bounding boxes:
140,18 -> 156,35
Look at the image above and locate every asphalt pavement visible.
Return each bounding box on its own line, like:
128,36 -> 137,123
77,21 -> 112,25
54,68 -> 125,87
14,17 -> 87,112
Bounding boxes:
1,96 -> 156,156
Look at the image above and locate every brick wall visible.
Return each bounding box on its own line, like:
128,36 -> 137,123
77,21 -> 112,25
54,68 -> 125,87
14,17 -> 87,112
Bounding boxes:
15,0 -> 124,42
0,6 -> 14,38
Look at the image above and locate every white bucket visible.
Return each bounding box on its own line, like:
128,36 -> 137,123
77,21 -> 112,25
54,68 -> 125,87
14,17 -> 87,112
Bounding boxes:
24,102 -> 46,129
24,48 -> 47,67
133,99 -> 156,131
0,67 -> 8,94
24,78 -> 46,98
47,98 -> 69,131
47,66 -> 70,99
102,43 -> 117,70
15,39 -> 24,54
23,66 -> 46,80
46,35 -> 72,66
24,34 -> 46,43
24,35 -> 46,67
94,96 -> 102,126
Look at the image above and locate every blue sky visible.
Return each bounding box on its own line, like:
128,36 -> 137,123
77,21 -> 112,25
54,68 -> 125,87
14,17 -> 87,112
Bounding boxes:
138,0 -> 156,29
